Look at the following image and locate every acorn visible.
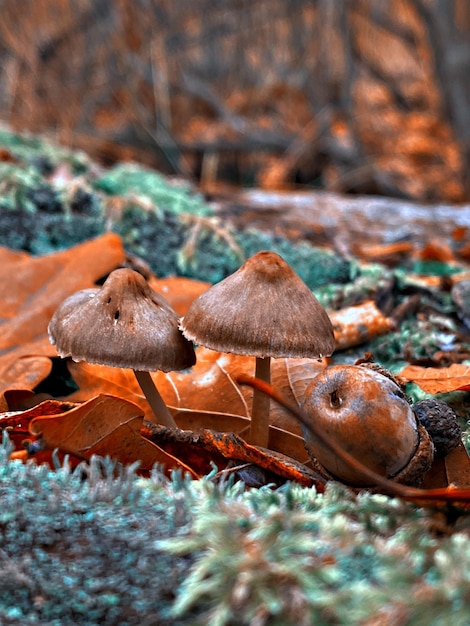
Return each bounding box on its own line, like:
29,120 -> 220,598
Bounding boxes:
413,399 -> 462,458
301,365 -> 434,487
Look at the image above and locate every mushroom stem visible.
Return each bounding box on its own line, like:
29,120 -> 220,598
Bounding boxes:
133,370 -> 177,428
249,356 -> 271,448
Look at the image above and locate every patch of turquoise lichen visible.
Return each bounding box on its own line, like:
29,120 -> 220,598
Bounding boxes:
0,435 -> 193,626
2,434 -> 470,626
410,259 -> 464,277
93,163 -> 212,217
0,129 -> 355,292
0,128 -> 90,174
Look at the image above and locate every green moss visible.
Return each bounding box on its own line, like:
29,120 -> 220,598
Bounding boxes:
410,260 -> 463,277
0,437 -> 194,626
93,163 -> 212,217
0,206 -> 105,255
2,431 -> 470,626
316,262 -> 393,309
0,131 -> 352,289
0,128 -> 90,174
0,162 -> 53,213
239,231 -> 353,291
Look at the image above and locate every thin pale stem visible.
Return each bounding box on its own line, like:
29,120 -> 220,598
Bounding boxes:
134,370 -> 177,428
249,356 -> 271,448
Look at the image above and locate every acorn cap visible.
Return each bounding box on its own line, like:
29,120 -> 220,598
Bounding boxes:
413,399 -> 462,457
180,250 -> 335,359
48,268 -> 196,372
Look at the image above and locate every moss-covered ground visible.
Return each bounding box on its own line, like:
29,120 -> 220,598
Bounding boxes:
1,128 -> 470,625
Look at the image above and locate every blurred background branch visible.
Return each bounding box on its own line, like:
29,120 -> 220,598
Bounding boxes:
0,0 -> 469,202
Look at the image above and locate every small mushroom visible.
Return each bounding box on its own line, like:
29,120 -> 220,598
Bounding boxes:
180,250 -> 335,448
48,268 -> 196,428
301,365 -> 434,487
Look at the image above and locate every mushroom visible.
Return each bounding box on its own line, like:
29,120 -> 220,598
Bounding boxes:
180,250 -> 335,448
301,365 -> 434,487
48,268 -> 196,428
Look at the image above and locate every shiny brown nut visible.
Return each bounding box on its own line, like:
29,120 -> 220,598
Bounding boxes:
301,365 -> 434,487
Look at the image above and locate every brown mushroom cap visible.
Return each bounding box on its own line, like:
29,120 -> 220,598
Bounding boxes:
48,268 -> 196,372
180,250 -> 335,359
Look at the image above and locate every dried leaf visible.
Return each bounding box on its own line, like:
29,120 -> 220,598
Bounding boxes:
285,357 -> 327,406
0,398 -> 79,457
66,347 -> 326,437
28,394 -> 198,476
172,407 -> 310,463
66,361 -> 148,414
1,355 -> 52,389
354,241 -> 414,263
444,443 -> 470,487
416,238 -> 456,263
420,443 -> 470,490
149,275 -> 210,315
329,301 -> 393,350
142,422 -> 324,488
0,355 -> 52,410
0,233 -> 125,353
0,336 -> 58,389
158,349 -> 326,436
398,363 -> 470,394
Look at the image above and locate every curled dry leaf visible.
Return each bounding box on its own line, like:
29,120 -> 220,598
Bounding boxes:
0,355 -> 53,411
0,233 -> 125,353
398,363 -> 470,394
28,394 -> 198,477
0,398 -> 74,453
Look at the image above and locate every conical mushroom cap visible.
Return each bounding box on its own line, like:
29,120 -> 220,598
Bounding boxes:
180,250 -> 336,358
48,268 -> 196,372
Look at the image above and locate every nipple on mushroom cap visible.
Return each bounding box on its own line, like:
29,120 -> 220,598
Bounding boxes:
180,250 -> 335,448
48,268 -> 196,428
301,365 -> 434,487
